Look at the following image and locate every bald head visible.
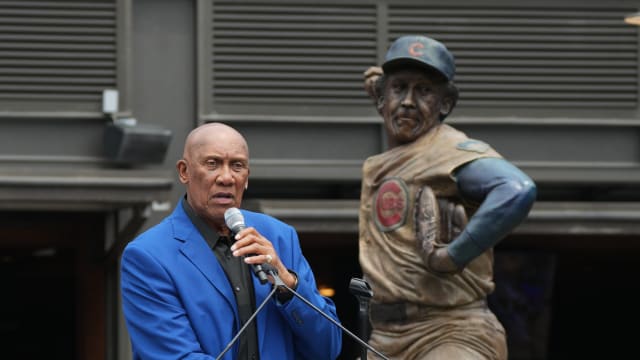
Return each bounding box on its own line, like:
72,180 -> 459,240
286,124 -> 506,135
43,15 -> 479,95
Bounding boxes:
183,122 -> 249,161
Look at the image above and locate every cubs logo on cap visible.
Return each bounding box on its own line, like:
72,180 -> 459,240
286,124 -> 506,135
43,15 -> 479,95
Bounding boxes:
382,35 -> 456,81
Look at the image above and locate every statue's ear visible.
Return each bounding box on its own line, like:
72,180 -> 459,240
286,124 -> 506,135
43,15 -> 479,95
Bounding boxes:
440,96 -> 453,117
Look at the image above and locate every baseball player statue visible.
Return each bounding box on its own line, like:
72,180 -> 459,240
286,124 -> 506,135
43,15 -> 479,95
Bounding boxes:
358,35 -> 537,359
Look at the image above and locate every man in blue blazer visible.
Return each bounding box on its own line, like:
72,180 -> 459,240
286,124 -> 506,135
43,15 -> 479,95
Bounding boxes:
120,122 -> 343,359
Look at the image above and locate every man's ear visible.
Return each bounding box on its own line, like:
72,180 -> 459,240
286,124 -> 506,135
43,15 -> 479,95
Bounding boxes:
176,159 -> 188,184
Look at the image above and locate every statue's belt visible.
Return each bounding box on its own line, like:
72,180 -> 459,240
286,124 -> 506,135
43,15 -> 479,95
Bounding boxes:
369,299 -> 487,324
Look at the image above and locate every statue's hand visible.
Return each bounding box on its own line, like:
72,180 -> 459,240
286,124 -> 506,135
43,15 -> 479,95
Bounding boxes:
427,246 -> 461,275
363,66 -> 383,100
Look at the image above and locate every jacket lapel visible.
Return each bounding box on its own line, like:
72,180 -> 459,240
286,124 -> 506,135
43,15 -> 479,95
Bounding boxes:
172,204 -> 238,317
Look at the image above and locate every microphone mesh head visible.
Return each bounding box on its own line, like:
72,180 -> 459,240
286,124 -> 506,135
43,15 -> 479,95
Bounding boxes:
224,207 -> 244,233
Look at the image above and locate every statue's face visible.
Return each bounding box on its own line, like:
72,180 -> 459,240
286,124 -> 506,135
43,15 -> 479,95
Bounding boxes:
380,68 -> 449,146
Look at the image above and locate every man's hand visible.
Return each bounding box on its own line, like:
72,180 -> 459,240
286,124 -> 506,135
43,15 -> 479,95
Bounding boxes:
230,227 -> 297,288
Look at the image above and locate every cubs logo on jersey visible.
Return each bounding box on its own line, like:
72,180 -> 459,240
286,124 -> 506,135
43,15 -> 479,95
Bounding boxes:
373,177 -> 409,232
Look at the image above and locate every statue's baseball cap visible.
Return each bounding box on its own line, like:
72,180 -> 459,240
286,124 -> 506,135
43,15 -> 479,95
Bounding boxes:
382,35 -> 455,81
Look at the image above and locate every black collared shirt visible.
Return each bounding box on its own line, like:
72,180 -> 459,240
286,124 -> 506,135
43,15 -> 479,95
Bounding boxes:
182,197 -> 259,360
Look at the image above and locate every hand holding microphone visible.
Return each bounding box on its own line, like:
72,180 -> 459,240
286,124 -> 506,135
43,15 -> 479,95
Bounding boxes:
224,207 -> 271,284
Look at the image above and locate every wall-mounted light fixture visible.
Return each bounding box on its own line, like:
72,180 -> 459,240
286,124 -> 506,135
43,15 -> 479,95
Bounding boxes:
102,89 -> 173,166
624,11 -> 640,26
104,120 -> 172,165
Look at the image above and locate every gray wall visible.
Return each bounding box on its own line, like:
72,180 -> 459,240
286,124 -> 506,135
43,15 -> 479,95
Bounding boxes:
131,0 -> 197,227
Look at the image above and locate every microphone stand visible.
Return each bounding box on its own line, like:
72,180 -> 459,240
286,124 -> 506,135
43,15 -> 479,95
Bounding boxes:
215,264 -> 389,360
215,281 -> 279,360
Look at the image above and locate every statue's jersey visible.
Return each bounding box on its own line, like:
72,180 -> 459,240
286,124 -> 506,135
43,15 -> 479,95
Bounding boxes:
359,124 -> 502,307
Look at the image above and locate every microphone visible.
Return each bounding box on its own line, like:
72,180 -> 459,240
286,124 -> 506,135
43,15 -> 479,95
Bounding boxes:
224,207 -> 269,284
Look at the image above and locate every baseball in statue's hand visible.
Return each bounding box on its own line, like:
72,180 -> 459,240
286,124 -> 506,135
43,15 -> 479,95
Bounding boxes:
363,66 -> 383,100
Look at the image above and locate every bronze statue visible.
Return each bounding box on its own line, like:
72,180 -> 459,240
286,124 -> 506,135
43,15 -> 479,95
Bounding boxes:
358,35 -> 537,359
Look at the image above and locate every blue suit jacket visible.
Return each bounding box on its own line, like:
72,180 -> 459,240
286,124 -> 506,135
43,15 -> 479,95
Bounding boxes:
121,202 -> 342,359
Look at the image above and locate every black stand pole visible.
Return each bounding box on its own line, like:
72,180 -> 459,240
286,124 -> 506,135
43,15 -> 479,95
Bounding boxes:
215,265 -> 389,360
349,277 -> 373,360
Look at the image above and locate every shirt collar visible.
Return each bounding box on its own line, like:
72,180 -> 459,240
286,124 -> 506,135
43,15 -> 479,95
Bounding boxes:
181,195 -> 228,248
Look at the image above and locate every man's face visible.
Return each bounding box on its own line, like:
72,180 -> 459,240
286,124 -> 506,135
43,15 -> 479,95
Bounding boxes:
380,68 -> 449,146
178,127 -> 249,230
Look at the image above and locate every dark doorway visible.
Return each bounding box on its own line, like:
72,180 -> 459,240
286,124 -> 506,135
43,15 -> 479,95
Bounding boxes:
0,211 -> 106,360
300,233 -> 362,360
0,247 -> 76,359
